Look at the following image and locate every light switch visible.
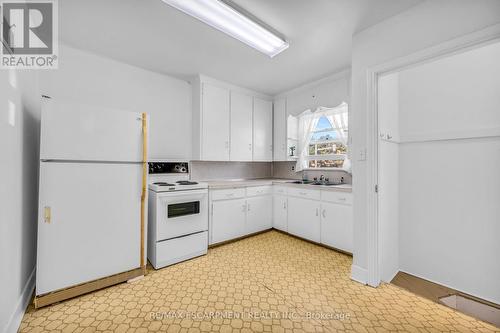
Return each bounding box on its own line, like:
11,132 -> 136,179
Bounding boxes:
358,148 -> 367,161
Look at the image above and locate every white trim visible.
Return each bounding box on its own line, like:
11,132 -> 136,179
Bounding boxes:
365,23 -> 500,288
398,269 -> 500,306
274,68 -> 351,99
3,268 -> 35,333
194,74 -> 273,101
350,265 -> 368,285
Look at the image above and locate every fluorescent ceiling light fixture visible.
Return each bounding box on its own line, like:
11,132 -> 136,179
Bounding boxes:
162,0 -> 289,57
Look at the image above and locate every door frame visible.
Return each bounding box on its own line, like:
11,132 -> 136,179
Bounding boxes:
365,23 -> 500,287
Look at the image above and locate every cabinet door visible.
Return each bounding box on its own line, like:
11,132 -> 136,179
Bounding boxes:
230,91 -> 253,161
211,198 -> 246,244
320,202 -> 353,253
246,196 -> 273,234
287,197 -> 320,242
253,98 -> 273,161
202,83 -> 230,161
273,195 -> 288,232
273,98 -> 287,161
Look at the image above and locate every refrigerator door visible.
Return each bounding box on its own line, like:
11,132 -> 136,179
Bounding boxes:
36,161 -> 144,295
40,99 -> 145,162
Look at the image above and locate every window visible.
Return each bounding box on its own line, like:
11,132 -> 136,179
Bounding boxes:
306,106 -> 348,169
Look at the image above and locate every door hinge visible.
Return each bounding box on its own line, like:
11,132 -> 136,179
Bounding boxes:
375,185 -> 379,193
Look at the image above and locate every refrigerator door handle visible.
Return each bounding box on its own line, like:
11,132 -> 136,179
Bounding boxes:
44,206 -> 51,224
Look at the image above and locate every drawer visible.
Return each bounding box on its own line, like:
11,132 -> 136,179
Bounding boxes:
210,188 -> 246,201
273,186 -> 288,195
246,185 -> 272,197
287,187 -> 320,200
153,231 -> 208,269
321,191 -> 352,205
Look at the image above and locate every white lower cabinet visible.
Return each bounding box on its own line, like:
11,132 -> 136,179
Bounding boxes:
320,201 -> 353,253
273,195 -> 288,232
246,196 -> 272,234
211,198 -> 246,244
287,197 -> 321,243
210,185 -> 352,253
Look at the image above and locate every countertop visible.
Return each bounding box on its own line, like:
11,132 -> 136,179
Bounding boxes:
204,178 -> 352,193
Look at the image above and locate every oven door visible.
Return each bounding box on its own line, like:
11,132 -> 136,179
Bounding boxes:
156,189 -> 208,240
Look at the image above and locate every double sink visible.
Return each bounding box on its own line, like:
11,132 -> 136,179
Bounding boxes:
289,180 -> 344,187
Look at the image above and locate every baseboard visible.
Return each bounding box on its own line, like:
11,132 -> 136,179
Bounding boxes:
3,267 -> 35,333
350,264 -> 367,285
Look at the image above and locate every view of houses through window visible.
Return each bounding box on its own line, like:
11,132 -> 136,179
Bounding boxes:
307,107 -> 348,169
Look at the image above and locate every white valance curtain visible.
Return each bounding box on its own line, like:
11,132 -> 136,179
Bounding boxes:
295,102 -> 350,172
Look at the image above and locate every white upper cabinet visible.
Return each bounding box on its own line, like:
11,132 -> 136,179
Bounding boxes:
230,91 -> 253,161
198,82 -> 230,161
273,98 -> 287,161
253,97 -> 273,161
193,75 -> 273,162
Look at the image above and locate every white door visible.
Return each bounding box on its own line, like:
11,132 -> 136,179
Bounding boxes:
320,202 -> 353,253
273,98 -> 287,161
40,99 -> 144,162
37,162 -> 142,295
273,195 -> 288,231
287,197 -> 320,242
211,198 -> 246,244
202,83 -> 230,161
246,196 -> 272,234
230,91 -> 253,161
253,98 -> 273,161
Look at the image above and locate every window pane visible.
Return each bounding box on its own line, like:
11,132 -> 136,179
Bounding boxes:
311,130 -> 338,142
316,142 -> 335,155
335,143 -> 347,154
309,160 -> 344,168
315,116 -> 333,131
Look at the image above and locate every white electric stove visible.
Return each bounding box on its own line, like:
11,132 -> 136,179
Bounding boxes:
147,162 -> 208,269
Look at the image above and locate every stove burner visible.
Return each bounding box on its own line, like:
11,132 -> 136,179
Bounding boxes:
176,180 -> 198,185
153,182 -> 175,186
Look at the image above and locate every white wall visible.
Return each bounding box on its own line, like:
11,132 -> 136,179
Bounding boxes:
0,70 -> 40,333
395,41 -> 500,304
277,70 -> 350,117
40,44 -> 192,161
350,0 -> 500,282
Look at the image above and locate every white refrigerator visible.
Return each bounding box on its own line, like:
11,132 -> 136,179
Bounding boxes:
36,99 -> 148,306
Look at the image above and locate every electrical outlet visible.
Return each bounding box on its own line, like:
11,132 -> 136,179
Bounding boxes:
291,165 -> 295,171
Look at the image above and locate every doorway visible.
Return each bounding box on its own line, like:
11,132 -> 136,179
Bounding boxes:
374,36 -> 500,324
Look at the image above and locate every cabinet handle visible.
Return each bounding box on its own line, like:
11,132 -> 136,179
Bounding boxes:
249,143 -> 252,151
322,209 -> 326,218
283,202 -> 286,209
241,204 -> 246,212
226,193 -> 234,197
338,197 -> 346,201
299,192 -> 307,196
316,208 -> 319,216
225,141 -> 229,149
270,144 -> 273,151
247,203 -> 251,211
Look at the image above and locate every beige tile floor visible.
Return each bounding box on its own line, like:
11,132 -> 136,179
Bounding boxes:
20,231 -> 499,332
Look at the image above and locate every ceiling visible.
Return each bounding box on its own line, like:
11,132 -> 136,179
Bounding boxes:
59,0 -> 421,95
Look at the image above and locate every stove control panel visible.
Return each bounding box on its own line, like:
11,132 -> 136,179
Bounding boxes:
148,162 -> 188,175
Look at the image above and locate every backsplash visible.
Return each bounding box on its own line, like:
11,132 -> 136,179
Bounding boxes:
190,160 -> 352,184
272,161 -> 352,184
190,161 -> 272,180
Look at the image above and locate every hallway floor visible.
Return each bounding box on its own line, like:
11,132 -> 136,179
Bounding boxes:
20,231 -> 499,332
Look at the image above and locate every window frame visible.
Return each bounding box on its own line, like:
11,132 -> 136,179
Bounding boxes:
306,114 -> 348,170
